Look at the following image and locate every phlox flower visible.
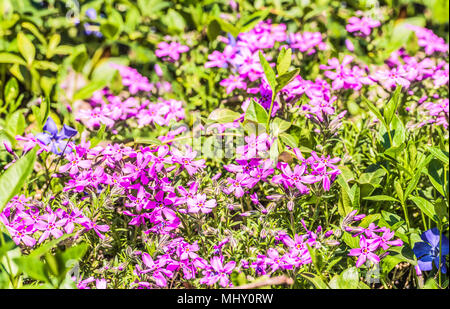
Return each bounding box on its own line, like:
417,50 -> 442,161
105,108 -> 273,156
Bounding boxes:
349,236 -> 380,267
199,256 -> 236,288
186,194 -> 217,214
346,16 -> 380,37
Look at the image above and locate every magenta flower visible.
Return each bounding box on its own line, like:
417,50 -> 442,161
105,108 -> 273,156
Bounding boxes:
349,236 -> 380,267
220,75 -> 247,94
82,220 -> 109,240
59,152 -> 91,175
199,256 -> 236,287
224,173 -> 252,198
346,16 -> 380,37
10,225 -> 36,247
35,212 -> 66,243
186,194 -> 217,214
172,147 -> 205,176
155,41 -> 189,62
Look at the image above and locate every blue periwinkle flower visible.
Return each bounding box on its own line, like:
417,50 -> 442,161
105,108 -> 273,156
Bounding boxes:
413,227 -> 449,274
85,8 -> 97,20
36,117 -> 77,155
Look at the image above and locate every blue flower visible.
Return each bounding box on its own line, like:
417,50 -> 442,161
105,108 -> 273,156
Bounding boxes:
85,8 -> 97,20
36,117 -> 77,155
413,227 -> 449,274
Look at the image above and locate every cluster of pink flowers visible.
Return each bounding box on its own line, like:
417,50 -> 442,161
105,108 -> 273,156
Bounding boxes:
77,64 -> 184,130
319,55 -> 373,91
59,137 -> 211,235
273,148 -> 341,195
407,25 -> 449,55
205,20 -> 326,86
248,223 -> 336,275
412,96 -> 449,129
132,237 -> 236,288
155,41 -> 189,62
346,16 -> 380,37
1,195 -> 109,247
222,138 -> 341,202
343,211 -> 403,267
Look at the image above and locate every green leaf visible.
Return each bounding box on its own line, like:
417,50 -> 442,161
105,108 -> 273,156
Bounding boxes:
208,108 -> 241,123
14,255 -> 49,283
404,154 -> 433,199
269,139 -> 279,165
299,272 -> 329,289
394,180 -> 404,203
388,245 -> 417,266
279,132 -> 298,148
336,267 -> 359,289
359,214 -> 381,228
0,52 -> 27,66
71,46 -> 88,73
363,195 -> 399,203
258,51 -> 277,91
427,146 -> 449,165
362,95 -> 387,130
245,99 -> 269,125
215,19 -> 240,38
342,232 -> 360,249
425,159 -> 446,197
46,34 -> 61,59
4,77 -> 19,103
134,137 -> 162,146
207,19 -> 221,41
409,196 -> 438,223
100,21 -> 120,40
423,278 -> 439,289
28,233 -> 75,259
110,69 -> 123,95
0,147 -> 37,211
40,97 -> 51,128
380,211 -> 405,230
270,117 -> 291,136
276,47 -> 292,75
17,32 -> 35,66
6,110 -> 26,136
73,80 -> 107,101
275,69 -> 300,93
383,86 -> 402,126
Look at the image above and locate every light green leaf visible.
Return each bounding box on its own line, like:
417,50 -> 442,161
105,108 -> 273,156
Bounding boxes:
363,195 -> 399,203
0,147 -> 37,211
258,51 -> 277,92
0,52 -> 27,66
276,47 -> 292,75
208,108 -> 241,123
409,196 -> 438,223
245,99 -> 269,125
17,32 -> 35,66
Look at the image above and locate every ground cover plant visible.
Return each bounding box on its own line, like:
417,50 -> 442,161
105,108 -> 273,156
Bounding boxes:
0,0 -> 448,290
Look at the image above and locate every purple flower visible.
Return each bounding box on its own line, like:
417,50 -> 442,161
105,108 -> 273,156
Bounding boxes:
413,228 -> 449,274
155,41 -> 189,62
35,212 -> 66,243
349,236 -> 380,267
186,194 -> 217,214
36,117 -> 77,155
199,256 -> 236,287
346,16 -> 380,37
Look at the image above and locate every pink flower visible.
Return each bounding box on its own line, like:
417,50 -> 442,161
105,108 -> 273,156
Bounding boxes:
155,41 -> 189,62
187,194 -> 217,214
346,16 -> 380,37
220,75 -> 247,94
348,236 -> 380,267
